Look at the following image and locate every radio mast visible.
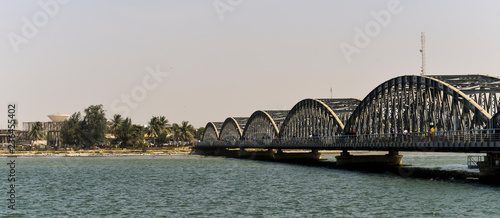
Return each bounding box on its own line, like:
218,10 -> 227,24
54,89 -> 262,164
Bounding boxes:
420,32 -> 426,75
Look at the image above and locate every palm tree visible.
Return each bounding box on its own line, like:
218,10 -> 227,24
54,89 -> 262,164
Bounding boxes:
116,118 -> 132,148
110,114 -> 123,136
172,121 -> 195,144
145,124 -> 158,146
147,116 -> 170,146
28,121 -> 46,147
108,114 -> 124,147
129,124 -> 145,148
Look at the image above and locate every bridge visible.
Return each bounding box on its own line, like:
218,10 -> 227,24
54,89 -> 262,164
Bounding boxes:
196,75 -> 500,178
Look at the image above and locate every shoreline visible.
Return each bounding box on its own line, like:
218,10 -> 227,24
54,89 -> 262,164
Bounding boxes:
0,148 -> 194,157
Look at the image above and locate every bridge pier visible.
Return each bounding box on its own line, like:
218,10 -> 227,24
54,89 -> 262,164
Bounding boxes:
238,148 -> 275,160
215,148 -> 239,158
335,150 -> 402,166
273,149 -> 322,161
479,152 -> 500,180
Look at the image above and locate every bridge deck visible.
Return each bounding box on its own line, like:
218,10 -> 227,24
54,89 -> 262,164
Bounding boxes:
197,129 -> 500,153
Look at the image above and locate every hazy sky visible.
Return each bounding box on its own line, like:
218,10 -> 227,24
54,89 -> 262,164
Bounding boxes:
1,0 -> 500,128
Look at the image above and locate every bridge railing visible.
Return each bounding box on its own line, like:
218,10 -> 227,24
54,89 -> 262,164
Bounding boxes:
197,129 -> 500,147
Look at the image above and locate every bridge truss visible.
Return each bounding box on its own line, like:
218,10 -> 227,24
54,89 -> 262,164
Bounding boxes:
242,110 -> 288,140
201,74 -> 500,144
345,75 -> 492,134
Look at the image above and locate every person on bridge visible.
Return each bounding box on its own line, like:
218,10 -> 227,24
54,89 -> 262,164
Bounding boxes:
429,123 -> 435,141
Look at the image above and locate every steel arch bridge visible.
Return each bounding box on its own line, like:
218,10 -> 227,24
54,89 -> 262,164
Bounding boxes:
200,74 -> 500,148
197,74 -> 500,178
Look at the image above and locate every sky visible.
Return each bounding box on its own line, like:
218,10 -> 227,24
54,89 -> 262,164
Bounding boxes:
1,0 -> 500,129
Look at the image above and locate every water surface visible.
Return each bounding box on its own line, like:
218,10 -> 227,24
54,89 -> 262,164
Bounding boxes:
1,155 -> 499,217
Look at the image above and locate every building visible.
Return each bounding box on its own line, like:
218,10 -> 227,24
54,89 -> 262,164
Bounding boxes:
23,113 -> 69,146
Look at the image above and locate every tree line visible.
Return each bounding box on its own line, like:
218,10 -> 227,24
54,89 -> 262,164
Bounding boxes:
26,104 -> 205,150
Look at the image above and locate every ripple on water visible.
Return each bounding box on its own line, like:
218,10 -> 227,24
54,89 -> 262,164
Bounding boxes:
0,156 -> 498,217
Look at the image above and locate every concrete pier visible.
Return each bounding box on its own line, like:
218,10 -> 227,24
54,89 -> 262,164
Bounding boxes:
335,150 -> 402,166
273,149 -> 321,161
195,147 -> 322,161
478,152 -> 500,180
238,149 -> 275,160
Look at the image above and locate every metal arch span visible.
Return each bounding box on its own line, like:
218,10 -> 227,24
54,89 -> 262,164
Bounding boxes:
427,74 -> 500,116
316,98 -> 361,125
219,117 -> 249,141
242,110 -> 288,140
345,75 -> 492,134
202,122 -> 223,141
278,99 -> 345,138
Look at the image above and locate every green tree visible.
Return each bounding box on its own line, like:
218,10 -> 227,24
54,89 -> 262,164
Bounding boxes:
81,104 -> 107,149
147,116 -> 170,146
61,112 -> 82,148
155,131 -> 171,145
195,127 -> 205,140
109,114 -> 123,135
129,124 -> 145,148
116,118 -> 145,148
28,121 -> 46,146
116,117 -> 132,148
109,114 -> 123,145
172,121 -> 195,143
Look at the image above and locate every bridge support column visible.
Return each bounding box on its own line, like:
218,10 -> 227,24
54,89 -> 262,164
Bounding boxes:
238,148 -> 250,158
335,150 -> 402,166
273,149 -> 321,161
238,148 -> 274,160
215,148 -> 238,157
479,152 -> 500,180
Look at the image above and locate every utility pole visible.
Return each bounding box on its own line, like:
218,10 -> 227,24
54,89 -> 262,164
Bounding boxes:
420,32 -> 426,75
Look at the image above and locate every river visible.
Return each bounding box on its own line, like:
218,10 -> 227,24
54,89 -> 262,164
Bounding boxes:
1,154 -> 499,217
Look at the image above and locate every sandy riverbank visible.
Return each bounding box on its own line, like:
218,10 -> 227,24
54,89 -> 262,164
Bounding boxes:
0,148 -> 193,157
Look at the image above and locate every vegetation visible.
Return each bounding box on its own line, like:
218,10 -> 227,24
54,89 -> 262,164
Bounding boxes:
172,121 -> 195,142
60,112 -> 82,147
80,105 -> 107,149
195,127 -> 205,140
146,116 -> 170,146
57,104 -> 205,150
27,121 -> 46,145
109,114 -> 123,137
114,118 -> 146,148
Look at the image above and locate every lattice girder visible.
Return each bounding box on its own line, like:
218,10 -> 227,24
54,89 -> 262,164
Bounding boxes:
201,122 -> 222,141
242,110 -> 288,140
278,99 -> 345,138
345,75 -> 492,134
219,117 -> 248,141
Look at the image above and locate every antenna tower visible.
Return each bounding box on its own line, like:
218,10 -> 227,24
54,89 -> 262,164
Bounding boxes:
420,32 -> 426,75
